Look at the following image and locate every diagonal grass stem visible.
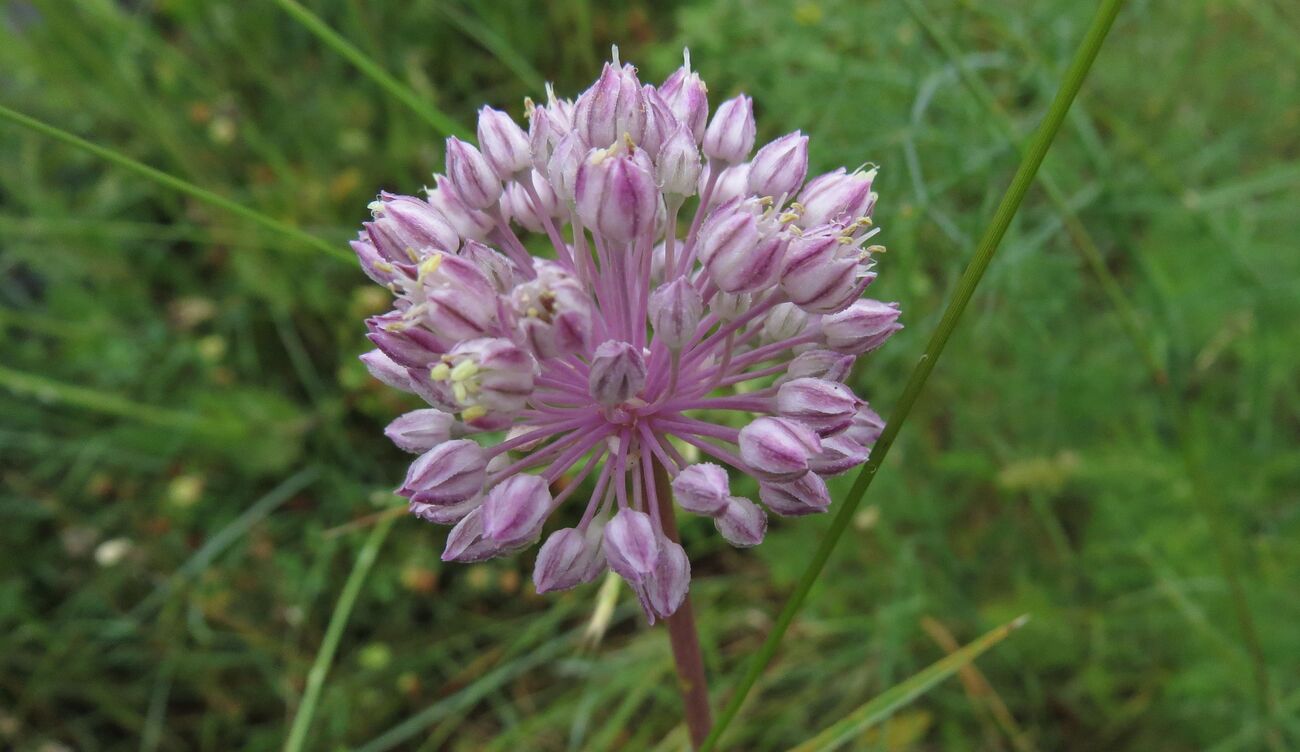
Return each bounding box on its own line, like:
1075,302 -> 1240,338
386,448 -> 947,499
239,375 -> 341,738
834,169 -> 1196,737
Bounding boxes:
789,616 -> 1028,752
283,513 -> 397,752
0,103 -> 351,262
699,1 -> 1127,747
270,0 -> 472,139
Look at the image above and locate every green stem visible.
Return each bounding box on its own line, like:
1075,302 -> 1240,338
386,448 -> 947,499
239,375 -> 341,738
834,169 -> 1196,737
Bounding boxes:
270,0 -> 471,139
0,103 -> 350,263
904,4 -> 1278,742
283,513 -> 396,752
698,1 -> 1127,747
903,0 -> 1167,386
0,364 -> 210,433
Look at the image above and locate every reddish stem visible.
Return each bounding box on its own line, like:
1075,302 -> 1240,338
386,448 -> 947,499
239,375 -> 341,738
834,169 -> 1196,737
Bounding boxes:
653,460 -> 713,748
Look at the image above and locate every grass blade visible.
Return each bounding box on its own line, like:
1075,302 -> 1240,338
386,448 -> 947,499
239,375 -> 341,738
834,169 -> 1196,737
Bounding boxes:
902,0 -> 1167,386
0,103 -> 350,262
269,0 -> 471,138
283,513 -> 397,752
698,1 -> 1127,747
0,364 -> 209,432
789,616 -> 1029,752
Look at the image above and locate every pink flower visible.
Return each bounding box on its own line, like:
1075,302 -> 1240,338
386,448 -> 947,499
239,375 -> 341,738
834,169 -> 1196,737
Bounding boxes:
354,48 -> 899,623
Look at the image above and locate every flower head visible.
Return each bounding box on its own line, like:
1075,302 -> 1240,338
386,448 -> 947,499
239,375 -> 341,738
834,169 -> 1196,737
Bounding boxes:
354,48 -> 900,623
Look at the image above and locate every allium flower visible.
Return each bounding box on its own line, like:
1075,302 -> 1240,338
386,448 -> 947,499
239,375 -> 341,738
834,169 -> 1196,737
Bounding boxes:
354,48 -> 901,623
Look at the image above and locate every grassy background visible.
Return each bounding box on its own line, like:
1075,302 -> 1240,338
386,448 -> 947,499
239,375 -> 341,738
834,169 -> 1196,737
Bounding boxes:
2,0 -> 1298,749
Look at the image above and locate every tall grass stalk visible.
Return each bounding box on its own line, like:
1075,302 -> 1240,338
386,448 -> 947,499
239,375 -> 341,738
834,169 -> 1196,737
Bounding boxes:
269,0 -> 471,139
0,103 -> 351,262
283,513 -> 397,752
698,0 -> 1127,747
902,4 -> 1279,742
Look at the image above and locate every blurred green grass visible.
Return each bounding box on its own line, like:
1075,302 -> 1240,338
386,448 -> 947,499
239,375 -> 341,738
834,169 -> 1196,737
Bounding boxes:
1,0 -> 1297,750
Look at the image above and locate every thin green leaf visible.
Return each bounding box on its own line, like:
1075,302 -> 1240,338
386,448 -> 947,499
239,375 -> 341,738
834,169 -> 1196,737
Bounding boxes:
283,513 -> 397,752
0,103 -> 351,262
699,1 -> 1128,747
789,616 -> 1029,752
269,0 -> 472,139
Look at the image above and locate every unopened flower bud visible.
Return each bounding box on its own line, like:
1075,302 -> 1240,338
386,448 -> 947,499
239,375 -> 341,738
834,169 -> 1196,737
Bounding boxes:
366,312 -> 448,368
410,495 -> 481,526
701,163 -> 752,211
545,131 -> 587,206
703,95 -> 756,164
477,106 -> 532,180
351,235 -> 405,287
671,463 -> 730,516
781,232 -> 873,314
739,416 -> 822,481
660,54 -> 709,142
761,302 -> 810,344
649,278 -> 704,350
784,350 -> 856,384
697,200 -> 784,293
528,106 -> 560,174
502,173 -> 562,233
442,507 -> 505,562
533,524 -> 606,593
604,508 -> 660,582
776,377 -> 860,437
822,299 -> 902,354
573,57 -> 646,148
399,439 -> 487,504
656,124 -> 702,197
360,349 -> 416,392
640,85 -> 677,159
759,472 -> 832,516
482,473 -> 552,547
715,496 -> 767,546
844,403 -> 886,447
367,193 -> 460,259
419,253 -> 501,341
703,296 -> 746,328
748,131 -> 809,200
641,538 -> 690,622
385,409 -> 456,453
797,167 -> 876,227
445,137 -> 503,210
588,340 -> 647,405
427,174 -> 495,240
807,434 -> 868,476
460,240 -> 517,293
575,144 -> 658,243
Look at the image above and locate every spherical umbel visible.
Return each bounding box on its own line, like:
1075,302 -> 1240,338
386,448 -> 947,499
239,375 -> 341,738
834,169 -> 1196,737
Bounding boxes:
349,47 -> 900,624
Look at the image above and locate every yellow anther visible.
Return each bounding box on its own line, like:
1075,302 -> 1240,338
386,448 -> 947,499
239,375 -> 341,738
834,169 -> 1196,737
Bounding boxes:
375,260 -> 394,273
430,363 -> 451,381
405,247 -> 421,263
526,307 -> 540,318
837,235 -> 854,245
464,381 -> 481,395
452,382 -> 469,403
623,132 -> 637,152
367,199 -> 384,216
462,405 -> 488,421
866,244 -> 887,254
759,196 -> 775,207
450,359 -> 479,382
778,212 -> 800,224
418,254 -> 443,280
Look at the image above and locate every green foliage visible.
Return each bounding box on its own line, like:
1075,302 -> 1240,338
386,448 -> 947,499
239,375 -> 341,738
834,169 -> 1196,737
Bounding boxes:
1,0 -> 1297,750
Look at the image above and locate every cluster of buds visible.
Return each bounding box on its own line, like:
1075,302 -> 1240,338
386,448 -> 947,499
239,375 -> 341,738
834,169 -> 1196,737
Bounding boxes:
355,48 -> 900,623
